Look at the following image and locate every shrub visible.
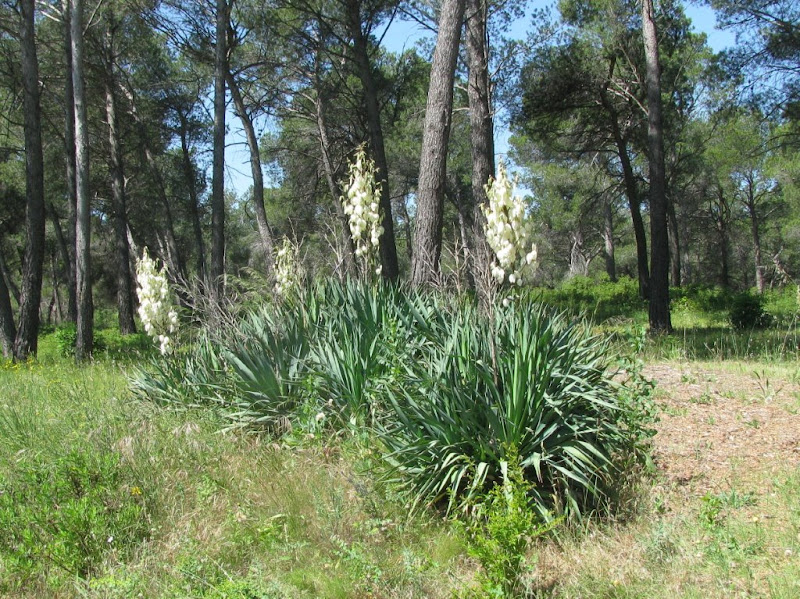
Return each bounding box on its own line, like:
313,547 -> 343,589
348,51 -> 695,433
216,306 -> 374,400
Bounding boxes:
378,298 -> 653,517
54,323 -> 78,357
534,276 -> 644,320
54,323 -> 106,357
729,291 -> 772,330
461,448 -> 560,597
0,448 -> 150,582
132,283 -> 654,519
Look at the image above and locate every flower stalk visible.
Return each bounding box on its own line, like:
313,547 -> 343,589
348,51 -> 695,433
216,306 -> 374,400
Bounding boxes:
135,249 -> 178,355
342,147 -> 384,279
481,163 -> 537,286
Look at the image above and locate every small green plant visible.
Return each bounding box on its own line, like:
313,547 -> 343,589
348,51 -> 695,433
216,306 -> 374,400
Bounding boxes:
730,291 -> 772,330
0,448 -> 150,582
53,323 -> 106,357
754,369 -> 783,402
54,323 -> 78,357
461,449 -> 560,597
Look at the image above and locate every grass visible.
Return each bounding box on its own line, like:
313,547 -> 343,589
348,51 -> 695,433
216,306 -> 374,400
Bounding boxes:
2,280 -> 799,597
0,356 -> 471,598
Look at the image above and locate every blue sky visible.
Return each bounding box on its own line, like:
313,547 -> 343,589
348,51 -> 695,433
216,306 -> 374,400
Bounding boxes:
224,1 -> 736,196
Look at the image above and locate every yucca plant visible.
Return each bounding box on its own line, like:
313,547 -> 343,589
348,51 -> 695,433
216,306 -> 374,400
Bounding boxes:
130,335 -> 234,410
310,280 -> 406,425
378,299 -> 649,517
224,305 -> 314,429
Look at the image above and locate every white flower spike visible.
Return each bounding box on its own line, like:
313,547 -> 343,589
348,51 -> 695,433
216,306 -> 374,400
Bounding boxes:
136,249 -> 178,355
481,162 -> 538,286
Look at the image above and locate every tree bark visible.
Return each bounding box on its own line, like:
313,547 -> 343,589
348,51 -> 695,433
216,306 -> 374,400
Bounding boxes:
345,0 -> 399,280
13,0 -> 46,360
315,90 -> 356,275
714,185 -> 730,289
0,245 -> 16,358
226,69 -> 275,276
667,194 -> 681,287
602,72 -> 649,299
0,250 -> 19,306
464,0 -> 494,284
611,123 -> 649,299
211,0 -> 227,296
603,197 -> 616,282
745,183 -> 765,294
48,201 -> 75,312
62,0 -> 78,322
72,0 -> 94,360
642,0 -> 671,333
568,230 -> 589,278
179,111 -> 207,282
104,18 -> 136,335
411,0 -> 467,286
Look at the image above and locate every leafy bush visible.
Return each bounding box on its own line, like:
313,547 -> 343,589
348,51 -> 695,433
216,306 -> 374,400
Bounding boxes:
670,284 -> 734,316
534,276 -> 644,320
0,448 -> 150,582
54,323 -> 78,357
53,323 -> 107,357
730,291 -> 772,330
763,285 -> 800,325
378,298 -> 653,517
461,449 -> 560,598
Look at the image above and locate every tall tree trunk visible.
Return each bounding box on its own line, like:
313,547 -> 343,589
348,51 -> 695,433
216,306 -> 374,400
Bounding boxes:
179,112 -> 207,282
14,0 -> 46,360
226,70 -> 275,276
210,0 -> 227,296
611,125 -> 649,299
62,0 -> 78,322
0,245 -> 16,358
465,0 -> 494,284
315,90 -> 356,275
568,230 -> 590,278
603,197 -> 616,282
104,19 -> 136,335
72,0 -> 93,360
602,66 -> 649,299
667,194 -> 681,287
746,187 -> 765,294
118,82 -> 185,278
48,201 -> 75,311
642,0 -> 671,333
714,185 -> 730,288
0,250 -> 19,305
411,0 -> 466,286
345,0 -> 399,280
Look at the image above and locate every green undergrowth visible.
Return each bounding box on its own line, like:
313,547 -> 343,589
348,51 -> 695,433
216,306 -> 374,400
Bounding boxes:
0,361 -> 472,597
3,279 -> 798,597
2,355 -> 797,597
131,281 -> 655,520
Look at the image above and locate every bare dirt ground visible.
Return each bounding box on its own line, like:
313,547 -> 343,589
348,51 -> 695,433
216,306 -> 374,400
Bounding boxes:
645,362 -> 800,507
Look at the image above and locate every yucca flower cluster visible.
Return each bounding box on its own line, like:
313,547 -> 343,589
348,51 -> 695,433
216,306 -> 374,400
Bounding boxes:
342,147 -> 384,276
481,163 -> 537,285
136,249 -> 178,355
274,238 -> 302,297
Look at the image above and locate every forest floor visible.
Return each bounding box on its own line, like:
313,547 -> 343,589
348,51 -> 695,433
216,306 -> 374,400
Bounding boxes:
648,362 -> 800,508
2,356 -> 799,598
529,361 -> 800,597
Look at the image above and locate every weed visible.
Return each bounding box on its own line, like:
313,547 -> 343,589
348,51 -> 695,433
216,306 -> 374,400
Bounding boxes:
460,450 -> 561,597
0,448 -> 150,583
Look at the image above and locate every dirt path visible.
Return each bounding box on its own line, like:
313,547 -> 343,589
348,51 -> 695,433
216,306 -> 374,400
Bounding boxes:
645,363 -> 800,504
